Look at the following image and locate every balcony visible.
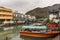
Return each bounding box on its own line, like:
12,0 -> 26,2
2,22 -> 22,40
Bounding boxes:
0,17 -> 13,19
0,12 -> 12,15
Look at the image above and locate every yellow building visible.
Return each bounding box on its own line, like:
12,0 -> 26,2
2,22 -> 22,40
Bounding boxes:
0,7 -> 13,24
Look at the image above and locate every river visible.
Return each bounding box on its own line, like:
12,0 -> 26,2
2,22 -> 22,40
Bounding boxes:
0,25 -> 60,40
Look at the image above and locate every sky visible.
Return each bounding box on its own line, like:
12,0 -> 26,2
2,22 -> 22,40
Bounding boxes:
0,0 -> 60,14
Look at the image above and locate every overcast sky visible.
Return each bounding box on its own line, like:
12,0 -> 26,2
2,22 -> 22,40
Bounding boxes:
0,0 -> 60,14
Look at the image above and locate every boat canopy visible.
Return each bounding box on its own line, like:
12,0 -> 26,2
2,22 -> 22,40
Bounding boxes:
22,26 -> 47,29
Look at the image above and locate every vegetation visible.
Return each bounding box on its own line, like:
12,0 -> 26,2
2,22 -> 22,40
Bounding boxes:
36,16 -> 46,19
46,18 -> 54,23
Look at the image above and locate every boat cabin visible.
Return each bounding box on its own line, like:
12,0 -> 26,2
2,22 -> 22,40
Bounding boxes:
46,23 -> 59,31
21,25 -> 47,33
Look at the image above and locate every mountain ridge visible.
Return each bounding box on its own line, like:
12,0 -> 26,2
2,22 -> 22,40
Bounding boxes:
26,4 -> 60,18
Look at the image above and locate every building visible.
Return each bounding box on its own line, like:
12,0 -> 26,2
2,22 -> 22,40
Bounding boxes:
24,15 -> 36,24
0,7 -> 13,24
13,11 -> 26,24
13,11 -> 24,21
48,5 -> 60,23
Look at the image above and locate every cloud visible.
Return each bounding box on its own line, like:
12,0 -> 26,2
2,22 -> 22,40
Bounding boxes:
0,0 -> 60,14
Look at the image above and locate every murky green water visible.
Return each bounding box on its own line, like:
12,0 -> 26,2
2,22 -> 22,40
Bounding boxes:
20,36 -> 51,40
0,25 -> 60,40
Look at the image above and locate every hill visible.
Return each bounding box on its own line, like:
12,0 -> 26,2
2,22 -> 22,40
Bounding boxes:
26,4 -> 60,18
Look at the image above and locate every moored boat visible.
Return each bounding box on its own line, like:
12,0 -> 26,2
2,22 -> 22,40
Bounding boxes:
20,23 -> 60,37
20,31 -> 59,37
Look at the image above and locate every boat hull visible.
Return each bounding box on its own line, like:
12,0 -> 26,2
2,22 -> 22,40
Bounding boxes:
20,31 -> 60,37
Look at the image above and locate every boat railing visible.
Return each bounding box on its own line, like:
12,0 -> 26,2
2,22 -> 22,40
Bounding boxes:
46,27 -> 60,32
21,28 -> 47,33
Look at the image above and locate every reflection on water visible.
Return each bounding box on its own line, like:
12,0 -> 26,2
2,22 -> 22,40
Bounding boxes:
20,35 -> 59,40
20,36 -> 53,40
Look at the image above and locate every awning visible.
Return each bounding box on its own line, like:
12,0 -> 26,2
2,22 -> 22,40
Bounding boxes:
22,26 -> 47,29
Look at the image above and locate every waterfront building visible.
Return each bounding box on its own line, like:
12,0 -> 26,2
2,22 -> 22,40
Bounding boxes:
13,11 -> 25,22
24,15 -> 36,24
0,7 -> 13,24
48,5 -> 59,23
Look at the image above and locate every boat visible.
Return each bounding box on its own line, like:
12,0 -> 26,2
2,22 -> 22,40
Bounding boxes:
46,23 -> 58,28
20,23 -> 60,37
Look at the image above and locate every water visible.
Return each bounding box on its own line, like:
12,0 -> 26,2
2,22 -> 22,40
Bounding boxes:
0,25 -> 60,40
20,36 -> 51,40
20,35 -> 60,40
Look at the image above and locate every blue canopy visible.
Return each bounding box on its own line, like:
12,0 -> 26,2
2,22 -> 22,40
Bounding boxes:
22,26 -> 47,29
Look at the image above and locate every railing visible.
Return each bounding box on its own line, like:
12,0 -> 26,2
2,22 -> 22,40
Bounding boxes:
0,17 -> 13,19
0,13 -> 12,15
